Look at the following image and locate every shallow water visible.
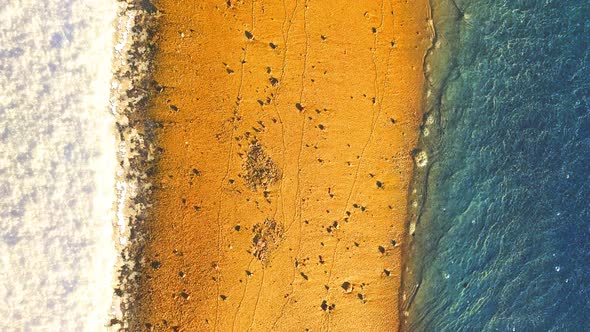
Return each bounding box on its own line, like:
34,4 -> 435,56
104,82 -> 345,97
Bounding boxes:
408,0 -> 590,330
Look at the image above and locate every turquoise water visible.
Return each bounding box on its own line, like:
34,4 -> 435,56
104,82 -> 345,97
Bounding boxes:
406,0 -> 590,330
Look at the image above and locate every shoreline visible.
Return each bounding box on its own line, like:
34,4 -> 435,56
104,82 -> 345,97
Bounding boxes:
399,0 -> 462,329
130,0 -> 431,330
108,0 -> 160,329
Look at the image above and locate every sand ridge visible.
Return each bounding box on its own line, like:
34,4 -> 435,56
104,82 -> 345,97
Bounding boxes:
135,0 -> 430,330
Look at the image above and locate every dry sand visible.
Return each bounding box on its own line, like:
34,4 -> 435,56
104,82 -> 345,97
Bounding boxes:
135,0 -> 430,330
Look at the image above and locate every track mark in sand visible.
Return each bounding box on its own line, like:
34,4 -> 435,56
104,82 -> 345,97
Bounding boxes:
320,237 -> 340,332
286,0 -> 310,235
298,0 -> 310,103
246,268 -> 267,332
271,133 -> 305,326
284,117 -> 307,235
231,257 -> 255,332
322,1 -> 395,330
214,1 -> 256,330
271,0 -> 299,227
340,0 -> 387,216
344,0 -> 389,247
272,1 -> 310,327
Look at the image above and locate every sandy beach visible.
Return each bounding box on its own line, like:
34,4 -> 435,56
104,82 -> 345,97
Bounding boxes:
134,0 -> 430,330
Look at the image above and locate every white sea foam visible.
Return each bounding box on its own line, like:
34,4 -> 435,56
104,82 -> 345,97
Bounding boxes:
0,0 -> 118,330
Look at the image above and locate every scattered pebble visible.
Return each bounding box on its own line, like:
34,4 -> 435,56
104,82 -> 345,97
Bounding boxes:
341,281 -> 353,293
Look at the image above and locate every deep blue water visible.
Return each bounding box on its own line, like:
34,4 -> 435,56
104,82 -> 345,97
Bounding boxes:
407,0 -> 590,330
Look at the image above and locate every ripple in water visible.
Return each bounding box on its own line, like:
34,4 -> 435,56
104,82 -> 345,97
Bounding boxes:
406,0 -> 590,330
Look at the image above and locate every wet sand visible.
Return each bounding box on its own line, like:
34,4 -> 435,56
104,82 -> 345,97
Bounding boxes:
135,0 -> 430,330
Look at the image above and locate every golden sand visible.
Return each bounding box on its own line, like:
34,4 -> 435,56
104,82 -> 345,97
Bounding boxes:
135,0 -> 430,330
